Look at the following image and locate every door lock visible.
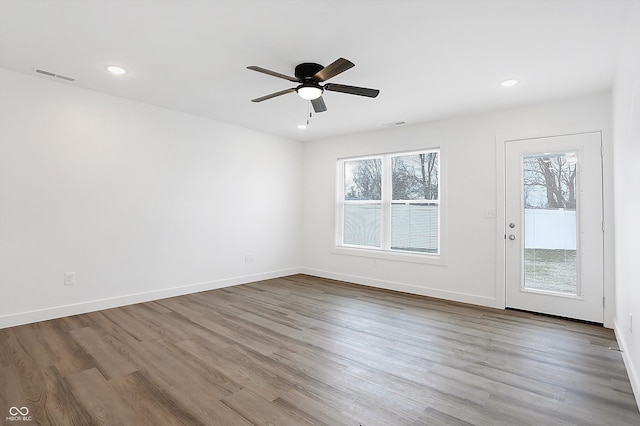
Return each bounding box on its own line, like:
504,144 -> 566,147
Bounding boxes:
508,234 -> 516,240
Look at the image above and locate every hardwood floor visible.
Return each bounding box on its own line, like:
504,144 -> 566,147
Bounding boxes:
1,274 -> 638,425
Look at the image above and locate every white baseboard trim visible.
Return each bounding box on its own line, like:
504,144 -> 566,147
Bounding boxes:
0,268 -> 302,329
614,319 -> 640,410
300,267 -> 499,309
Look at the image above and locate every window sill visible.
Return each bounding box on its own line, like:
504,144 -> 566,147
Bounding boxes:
332,246 -> 446,265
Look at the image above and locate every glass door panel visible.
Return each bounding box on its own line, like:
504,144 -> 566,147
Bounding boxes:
522,152 -> 578,295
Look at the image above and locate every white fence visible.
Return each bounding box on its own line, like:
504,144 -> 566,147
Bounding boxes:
524,209 -> 576,250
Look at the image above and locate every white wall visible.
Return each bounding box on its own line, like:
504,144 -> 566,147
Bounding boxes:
301,93 -> 614,318
0,69 -> 302,328
612,3 -> 640,407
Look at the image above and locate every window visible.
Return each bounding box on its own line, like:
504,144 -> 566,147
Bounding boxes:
337,149 -> 440,257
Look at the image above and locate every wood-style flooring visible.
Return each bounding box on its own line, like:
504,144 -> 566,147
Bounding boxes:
1,274 -> 638,425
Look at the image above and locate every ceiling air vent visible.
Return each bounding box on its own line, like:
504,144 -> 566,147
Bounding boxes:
35,68 -> 75,82
382,121 -> 406,127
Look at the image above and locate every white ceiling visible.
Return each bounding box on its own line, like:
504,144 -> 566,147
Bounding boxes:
0,0 -> 635,142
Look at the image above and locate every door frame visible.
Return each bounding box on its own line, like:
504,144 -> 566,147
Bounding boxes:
495,127 -> 614,328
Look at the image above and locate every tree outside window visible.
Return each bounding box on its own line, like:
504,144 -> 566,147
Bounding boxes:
523,152 -> 577,210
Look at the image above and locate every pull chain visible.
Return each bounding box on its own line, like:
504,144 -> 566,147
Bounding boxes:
298,102 -> 313,129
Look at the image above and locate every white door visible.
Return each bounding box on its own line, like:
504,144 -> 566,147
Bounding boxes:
505,132 -> 604,323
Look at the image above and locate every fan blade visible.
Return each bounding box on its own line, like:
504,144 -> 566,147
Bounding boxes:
311,96 -> 327,113
313,58 -> 355,82
324,83 -> 380,98
247,66 -> 299,82
251,88 -> 296,102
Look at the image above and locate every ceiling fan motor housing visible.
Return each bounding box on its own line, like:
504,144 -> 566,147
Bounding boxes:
295,63 -> 324,81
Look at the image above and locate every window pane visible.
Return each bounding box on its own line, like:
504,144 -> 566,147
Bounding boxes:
391,203 -> 439,253
523,152 -> 576,210
344,203 -> 381,247
392,152 -> 438,200
344,159 -> 382,200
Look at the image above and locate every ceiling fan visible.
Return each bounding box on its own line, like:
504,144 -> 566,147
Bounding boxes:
247,57 -> 379,113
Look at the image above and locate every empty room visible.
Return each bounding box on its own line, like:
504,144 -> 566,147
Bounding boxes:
1,1 -> 639,425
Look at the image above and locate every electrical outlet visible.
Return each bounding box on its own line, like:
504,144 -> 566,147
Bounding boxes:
64,272 -> 76,286
244,253 -> 256,263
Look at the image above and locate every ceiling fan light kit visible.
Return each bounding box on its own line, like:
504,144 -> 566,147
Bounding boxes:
297,83 -> 323,100
247,57 -> 379,114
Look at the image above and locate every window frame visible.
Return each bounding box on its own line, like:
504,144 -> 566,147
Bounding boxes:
334,148 -> 446,265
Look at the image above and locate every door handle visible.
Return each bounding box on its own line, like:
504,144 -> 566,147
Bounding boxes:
508,234 -> 516,240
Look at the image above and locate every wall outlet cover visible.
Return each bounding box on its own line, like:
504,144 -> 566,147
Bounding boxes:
64,272 -> 76,286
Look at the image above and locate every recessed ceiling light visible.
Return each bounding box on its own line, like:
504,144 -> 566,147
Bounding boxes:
106,65 -> 127,75
297,124 -> 308,130
500,79 -> 518,87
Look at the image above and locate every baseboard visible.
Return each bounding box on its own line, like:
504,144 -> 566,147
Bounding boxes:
0,268 -> 302,329
614,319 -> 640,410
300,267 -> 499,309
